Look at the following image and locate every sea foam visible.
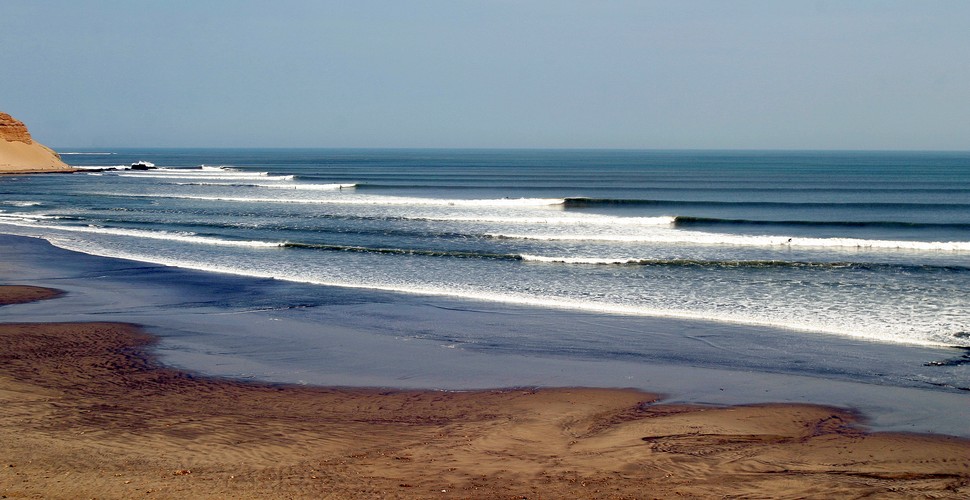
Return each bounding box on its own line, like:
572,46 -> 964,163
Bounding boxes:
0,220 -> 282,248
33,233 -> 966,349
90,192 -> 567,207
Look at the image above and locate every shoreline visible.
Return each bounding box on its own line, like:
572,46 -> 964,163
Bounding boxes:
0,168 -> 79,175
2,287 -> 968,497
2,231 -> 969,438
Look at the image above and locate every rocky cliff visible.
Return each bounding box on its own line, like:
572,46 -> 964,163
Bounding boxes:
0,112 -> 36,144
0,112 -> 72,173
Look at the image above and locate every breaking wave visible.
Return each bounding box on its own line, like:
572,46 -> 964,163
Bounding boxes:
87,192 -> 567,207
0,220 -> 282,248
0,201 -> 43,207
115,172 -> 296,181
489,231 -> 970,252
173,182 -> 357,190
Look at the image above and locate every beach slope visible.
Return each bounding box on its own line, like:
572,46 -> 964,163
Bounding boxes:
0,112 -> 73,174
1,286 -> 968,498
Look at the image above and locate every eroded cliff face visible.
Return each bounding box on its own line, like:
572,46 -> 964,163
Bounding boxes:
0,112 -> 71,173
0,112 -> 35,144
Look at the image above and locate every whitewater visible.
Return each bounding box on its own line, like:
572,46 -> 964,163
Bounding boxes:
2,149 -> 969,351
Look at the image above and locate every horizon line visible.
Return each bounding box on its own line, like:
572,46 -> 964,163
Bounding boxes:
53,146 -> 970,154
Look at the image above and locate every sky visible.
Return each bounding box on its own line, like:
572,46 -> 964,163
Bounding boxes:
2,1 -> 969,150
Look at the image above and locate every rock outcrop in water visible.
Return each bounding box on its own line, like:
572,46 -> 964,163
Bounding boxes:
0,112 -> 72,174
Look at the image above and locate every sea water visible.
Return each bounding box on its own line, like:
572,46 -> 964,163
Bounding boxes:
3,149 -> 968,348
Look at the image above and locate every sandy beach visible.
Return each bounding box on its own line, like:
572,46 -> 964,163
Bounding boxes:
1,286 -> 968,498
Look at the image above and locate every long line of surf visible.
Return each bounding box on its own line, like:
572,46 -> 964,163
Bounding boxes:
82,191 -> 568,207
24,232 -> 964,349
5,217 -> 965,272
0,219 -> 281,248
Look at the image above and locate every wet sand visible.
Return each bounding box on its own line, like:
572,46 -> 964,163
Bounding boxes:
1,286 -> 968,498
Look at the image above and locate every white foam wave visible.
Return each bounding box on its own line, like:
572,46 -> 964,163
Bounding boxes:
520,255 -> 647,265
0,213 -> 60,221
0,220 -> 282,248
59,152 -> 115,155
170,182 -> 355,191
32,236 -> 958,349
171,182 -> 251,187
426,215 -> 674,226
489,230 -> 970,252
116,172 -> 295,181
252,182 -> 357,191
95,192 -> 565,207
0,201 -> 42,207
73,165 -> 130,170
153,167 -> 263,175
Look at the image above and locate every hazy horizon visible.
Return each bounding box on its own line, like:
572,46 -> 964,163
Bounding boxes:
52,146 -> 970,153
4,1 -> 970,151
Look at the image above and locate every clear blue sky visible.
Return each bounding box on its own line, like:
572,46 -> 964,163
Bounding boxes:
2,1 -> 969,150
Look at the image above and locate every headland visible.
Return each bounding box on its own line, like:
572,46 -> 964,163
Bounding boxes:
0,112 -> 74,174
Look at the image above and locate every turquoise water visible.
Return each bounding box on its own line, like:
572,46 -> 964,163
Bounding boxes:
2,149 -> 969,348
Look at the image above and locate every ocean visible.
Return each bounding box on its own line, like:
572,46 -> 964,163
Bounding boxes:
2,149 -> 969,414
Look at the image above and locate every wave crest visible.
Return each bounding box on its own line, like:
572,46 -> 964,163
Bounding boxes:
0,220 -> 282,248
491,231 -> 970,252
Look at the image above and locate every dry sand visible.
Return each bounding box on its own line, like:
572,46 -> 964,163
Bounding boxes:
0,111 -> 73,174
0,139 -> 74,174
1,286 -> 968,498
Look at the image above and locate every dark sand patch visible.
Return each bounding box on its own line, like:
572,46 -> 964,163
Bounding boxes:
0,285 -> 63,305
